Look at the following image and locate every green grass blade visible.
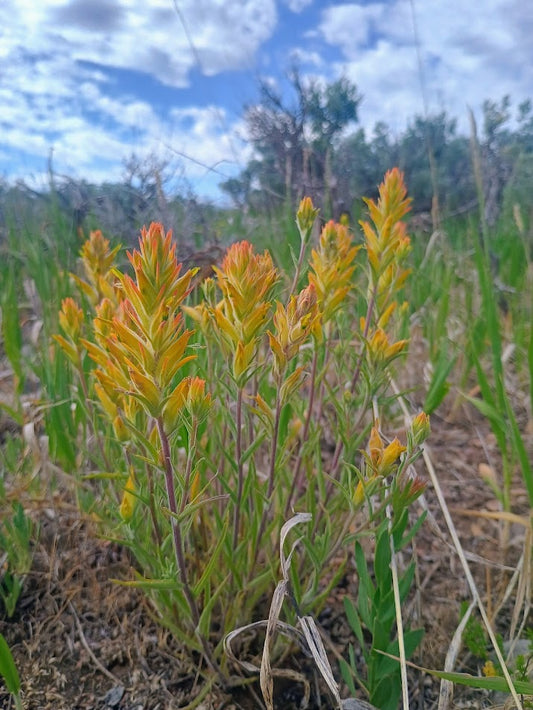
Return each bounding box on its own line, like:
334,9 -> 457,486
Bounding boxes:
0,633 -> 20,696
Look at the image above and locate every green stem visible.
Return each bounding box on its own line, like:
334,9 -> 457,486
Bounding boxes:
330,284 -> 377,480
290,232 -> 309,294
251,389 -> 283,571
155,416 -> 224,682
267,392 -> 282,500
232,387 -> 244,549
76,352 -> 111,471
285,347 -> 319,515
180,418 -> 199,514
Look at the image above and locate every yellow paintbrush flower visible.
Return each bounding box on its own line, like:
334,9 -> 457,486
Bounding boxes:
296,196 -> 320,236
267,283 -> 320,378
72,229 -> 121,306
308,220 -> 359,323
85,223 -> 199,424
360,169 -> 412,314
211,240 -> 279,385
54,297 -> 85,363
213,241 -> 278,322
366,328 -> 409,364
411,411 -> 431,445
185,376 -> 212,422
119,468 -> 137,522
366,421 -> 406,476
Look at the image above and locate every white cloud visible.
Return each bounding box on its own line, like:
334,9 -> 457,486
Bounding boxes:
319,3 -> 384,51
0,0 -> 265,197
0,0 -> 531,201
0,0 -> 277,89
318,0 -> 533,133
282,0 -> 313,13
288,47 -> 324,68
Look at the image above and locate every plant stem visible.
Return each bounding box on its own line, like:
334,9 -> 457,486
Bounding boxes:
330,285 -> 377,480
155,416 -> 224,682
251,389 -> 283,571
290,234 -> 308,294
266,392 -> 282,500
232,387 -> 244,549
180,418 -> 199,514
76,353 -> 111,471
285,347 -> 319,515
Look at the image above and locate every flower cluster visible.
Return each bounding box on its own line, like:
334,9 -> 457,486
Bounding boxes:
268,284 -> 320,379
354,413 -> 430,506
54,297 -> 85,364
51,171 -> 431,687
83,223 -> 201,435
308,220 -> 359,324
366,421 -> 406,477
359,168 -> 412,365
72,229 -> 121,306
211,241 -> 278,384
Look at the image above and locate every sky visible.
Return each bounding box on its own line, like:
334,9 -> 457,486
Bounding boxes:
0,0 -> 531,203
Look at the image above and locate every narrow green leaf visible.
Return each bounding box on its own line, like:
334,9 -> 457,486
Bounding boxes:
343,597 -> 364,646
371,673 -> 401,710
424,667 -> 533,694
0,400 -> 23,426
0,633 -> 20,695
111,576 -> 182,591
241,431 -> 266,463
424,346 -> 456,414
374,528 -> 391,591
381,652 -> 533,695
339,657 -> 358,697
395,511 -> 427,551
193,519 -> 229,596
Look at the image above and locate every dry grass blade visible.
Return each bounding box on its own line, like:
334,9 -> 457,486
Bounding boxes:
423,445 -> 523,710
509,526 -> 531,654
260,580 -> 286,710
260,513 -> 311,709
439,600 -> 476,710
386,501 -> 409,710
68,598 -> 122,685
224,620 -> 311,708
224,620 -> 310,674
254,512 -> 346,709
279,512 -> 312,571
298,615 -> 342,707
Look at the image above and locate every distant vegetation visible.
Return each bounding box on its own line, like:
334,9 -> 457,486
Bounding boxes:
1,78 -> 532,253
222,77 -> 533,231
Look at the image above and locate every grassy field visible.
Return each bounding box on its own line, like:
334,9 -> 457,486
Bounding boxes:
0,169 -> 532,710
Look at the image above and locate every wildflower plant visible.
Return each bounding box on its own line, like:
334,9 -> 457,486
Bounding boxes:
52,169 -> 430,701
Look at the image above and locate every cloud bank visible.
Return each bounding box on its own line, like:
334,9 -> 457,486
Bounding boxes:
0,0 -> 530,199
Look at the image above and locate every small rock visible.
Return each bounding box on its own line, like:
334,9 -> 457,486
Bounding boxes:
104,685 -> 125,707
342,699 -> 380,710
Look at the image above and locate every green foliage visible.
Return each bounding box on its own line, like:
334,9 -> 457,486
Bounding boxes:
0,633 -> 21,710
45,172 -> 431,705
0,503 -> 34,617
460,604 -> 489,661
340,511 -> 425,710
0,262 -> 24,400
467,119 -> 533,507
224,70 -> 360,215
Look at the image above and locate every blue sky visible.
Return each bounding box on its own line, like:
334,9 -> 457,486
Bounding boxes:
1,0 -> 531,203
